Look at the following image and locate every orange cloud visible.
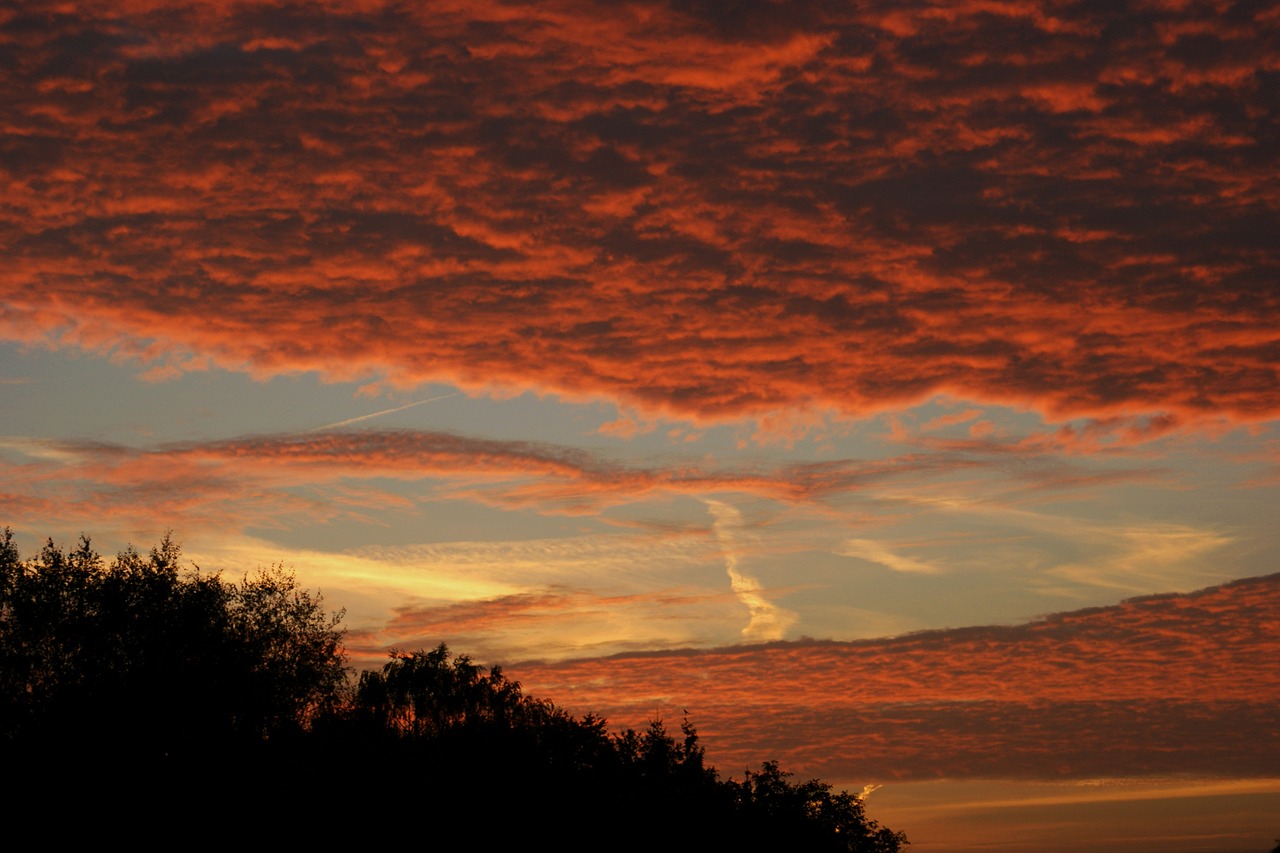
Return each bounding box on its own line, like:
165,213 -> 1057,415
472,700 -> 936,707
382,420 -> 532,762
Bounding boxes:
511,573 -> 1280,781
3,418 -> 1167,538
345,586 -> 739,669
1,0 -> 1276,431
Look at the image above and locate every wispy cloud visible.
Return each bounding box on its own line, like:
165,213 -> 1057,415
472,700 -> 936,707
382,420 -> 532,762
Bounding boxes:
839,538 -> 944,575
1043,523 -> 1235,595
1,426 -> 1226,613
180,528 -> 742,667
351,585 -> 739,667
0,428 -> 1042,532
867,490 -> 1234,597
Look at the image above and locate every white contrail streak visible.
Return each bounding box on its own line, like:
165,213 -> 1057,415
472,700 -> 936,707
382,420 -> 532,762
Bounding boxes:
308,392 -> 461,432
704,499 -> 796,641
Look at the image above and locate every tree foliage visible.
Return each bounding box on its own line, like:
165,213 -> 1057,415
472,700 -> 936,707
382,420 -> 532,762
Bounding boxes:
341,643 -> 905,851
0,528 -> 346,759
733,761 -> 909,852
0,529 -> 905,851
355,645 -> 532,736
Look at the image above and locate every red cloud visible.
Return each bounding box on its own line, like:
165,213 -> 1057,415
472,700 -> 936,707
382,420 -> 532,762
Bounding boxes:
511,573 -> 1280,781
2,1 -> 1277,428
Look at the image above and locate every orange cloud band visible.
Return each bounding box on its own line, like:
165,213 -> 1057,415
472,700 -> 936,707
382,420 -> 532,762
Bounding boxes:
511,573 -> 1280,781
0,425 -> 1008,532
2,427 -> 1149,533
2,1 -> 1278,424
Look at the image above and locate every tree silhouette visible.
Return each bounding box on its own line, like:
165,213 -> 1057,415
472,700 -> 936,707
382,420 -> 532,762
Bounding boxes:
342,642 -> 904,850
1,529 -> 906,851
733,761 -> 908,852
355,644 -> 531,735
0,528 -> 346,762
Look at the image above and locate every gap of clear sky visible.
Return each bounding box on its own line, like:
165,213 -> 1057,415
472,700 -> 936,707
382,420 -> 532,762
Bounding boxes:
2,1 -> 1278,849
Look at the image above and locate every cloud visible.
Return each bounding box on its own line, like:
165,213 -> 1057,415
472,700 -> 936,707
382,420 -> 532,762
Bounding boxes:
1,427 -> 1063,531
173,527 -> 745,667
0,425 -> 1209,616
857,486 -> 1234,597
839,538 -> 944,575
512,572 -> 1280,782
2,1 -> 1277,431
349,585 -> 740,668
1043,522 -> 1234,595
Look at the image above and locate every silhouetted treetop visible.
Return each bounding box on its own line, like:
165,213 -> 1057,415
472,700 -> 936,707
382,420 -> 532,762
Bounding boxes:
0,528 -> 346,756
341,642 -> 904,850
356,644 -> 534,735
1,529 -> 906,851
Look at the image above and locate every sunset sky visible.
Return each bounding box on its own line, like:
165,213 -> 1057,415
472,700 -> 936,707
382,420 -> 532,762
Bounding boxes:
2,0 -> 1278,848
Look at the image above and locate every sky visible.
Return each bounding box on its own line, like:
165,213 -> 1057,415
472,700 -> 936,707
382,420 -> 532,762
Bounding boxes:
2,0 -> 1278,848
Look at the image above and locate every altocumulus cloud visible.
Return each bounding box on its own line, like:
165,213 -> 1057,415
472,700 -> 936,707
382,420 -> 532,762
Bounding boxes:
514,572 -> 1280,782
1,0 -> 1277,429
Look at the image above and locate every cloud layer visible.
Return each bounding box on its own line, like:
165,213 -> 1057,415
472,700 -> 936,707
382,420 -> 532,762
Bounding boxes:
3,0 -> 1277,425
513,572 -> 1280,782
1,426 -> 1089,528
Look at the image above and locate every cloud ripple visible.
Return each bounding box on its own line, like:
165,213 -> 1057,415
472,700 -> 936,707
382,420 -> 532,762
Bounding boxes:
2,0 -> 1277,424
513,572 -> 1280,781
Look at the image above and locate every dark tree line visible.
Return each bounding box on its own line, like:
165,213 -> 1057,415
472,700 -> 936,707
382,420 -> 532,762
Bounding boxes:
1,530 -> 906,851
0,530 -> 345,757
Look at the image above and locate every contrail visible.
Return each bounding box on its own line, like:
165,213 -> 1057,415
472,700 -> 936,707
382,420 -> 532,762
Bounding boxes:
704,499 -> 796,642
308,392 -> 461,432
